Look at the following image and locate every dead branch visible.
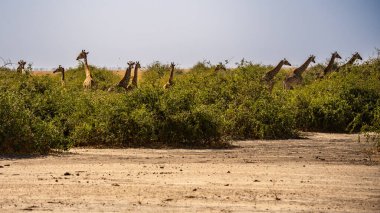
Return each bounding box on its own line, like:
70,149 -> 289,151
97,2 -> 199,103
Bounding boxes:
0,57 -> 13,68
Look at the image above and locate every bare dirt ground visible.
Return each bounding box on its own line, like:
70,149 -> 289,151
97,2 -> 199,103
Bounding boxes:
0,133 -> 379,212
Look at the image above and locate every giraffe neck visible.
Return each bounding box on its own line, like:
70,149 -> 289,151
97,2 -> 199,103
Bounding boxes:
272,60 -> 284,75
324,55 -> 337,75
120,66 -> 132,87
132,66 -> 138,86
345,56 -> 357,66
264,61 -> 284,82
294,58 -> 313,76
83,57 -> 91,78
169,67 -> 175,83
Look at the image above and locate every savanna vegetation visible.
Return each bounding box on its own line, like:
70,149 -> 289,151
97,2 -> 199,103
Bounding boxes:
0,53 -> 379,154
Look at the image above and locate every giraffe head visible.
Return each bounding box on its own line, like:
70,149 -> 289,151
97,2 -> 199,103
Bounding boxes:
127,61 -> 135,69
353,52 -> 362,61
18,60 -> 26,68
332,51 -> 341,59
135,61 -> 141,69
308,55 -> 316,63
76,50 -> 89,60
53,65 -> 65,74
170,62 -> 175,69
282,58 -> 291,66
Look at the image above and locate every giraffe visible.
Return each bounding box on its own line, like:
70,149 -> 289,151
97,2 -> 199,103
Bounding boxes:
53,65 -> 65,86
283,55 -> 316,90
262,58 -> 291,92
127,61 -> 140,90
163,62 -> 175,89
337,52 -> 362,71
215,62 -> 227,72
16,60 -> 26,74
76,50 -> 94,89
108,61 -> 135,92
321,51 -> 342,76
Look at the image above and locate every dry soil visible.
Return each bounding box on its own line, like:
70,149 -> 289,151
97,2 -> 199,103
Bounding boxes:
0,133 -> 379,212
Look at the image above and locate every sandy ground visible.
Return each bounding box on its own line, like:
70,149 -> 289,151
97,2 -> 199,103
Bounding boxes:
0,133 -> 379,212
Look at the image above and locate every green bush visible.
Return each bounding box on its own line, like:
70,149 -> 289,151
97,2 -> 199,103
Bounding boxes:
141,62 -> 170,87
0,93 -> 66,154
288,56 -> 380,133
1,56 -> 379,155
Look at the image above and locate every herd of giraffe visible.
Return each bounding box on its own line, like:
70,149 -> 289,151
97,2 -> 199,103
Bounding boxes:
264,51 -> 362,91
14,50 -> 362,91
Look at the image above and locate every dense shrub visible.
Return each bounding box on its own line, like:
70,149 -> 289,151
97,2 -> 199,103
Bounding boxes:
289,56 -> 380,132
0,56 -> 379,154
0,92 -> 66,154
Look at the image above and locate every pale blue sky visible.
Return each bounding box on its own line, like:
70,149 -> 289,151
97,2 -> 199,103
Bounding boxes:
0,0 -> 379,69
